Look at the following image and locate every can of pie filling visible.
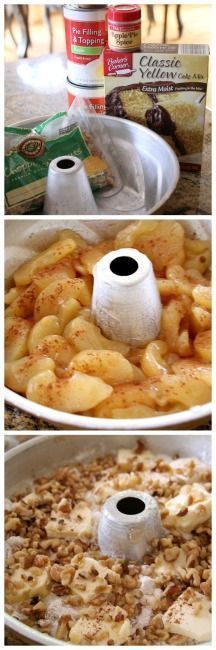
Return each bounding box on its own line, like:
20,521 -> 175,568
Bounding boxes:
64,4 -> 107,86
108,4 -> 141,52
67,78 -> 105,113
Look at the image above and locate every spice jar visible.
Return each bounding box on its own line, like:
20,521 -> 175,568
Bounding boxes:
108,4 -> 141,52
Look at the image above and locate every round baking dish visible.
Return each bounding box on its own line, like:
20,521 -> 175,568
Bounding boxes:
5,433 -> 211,645
6,114 -> 180,215
5,219 -> 211,430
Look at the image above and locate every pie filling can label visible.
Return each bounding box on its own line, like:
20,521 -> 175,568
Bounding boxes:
67,79 -> 105,113
64,5 -> 107,86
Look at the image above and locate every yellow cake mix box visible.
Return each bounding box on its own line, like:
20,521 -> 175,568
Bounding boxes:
104,44 -> 209,171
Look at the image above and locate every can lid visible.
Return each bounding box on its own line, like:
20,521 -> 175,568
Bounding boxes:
67,76 -> 104,90
108,5 -> 141,22
67,4 -> 108,9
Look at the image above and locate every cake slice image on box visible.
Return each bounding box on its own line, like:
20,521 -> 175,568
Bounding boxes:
104,44 -> 209,172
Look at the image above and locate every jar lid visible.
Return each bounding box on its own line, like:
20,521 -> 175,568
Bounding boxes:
68,4 -> 108,9
67,77 -> 104,90
108,5 -> 141,22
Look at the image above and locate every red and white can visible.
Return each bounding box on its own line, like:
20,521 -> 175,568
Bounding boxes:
67,78 -> 105,113
108,5 -> 141,52
64,4 -> 107,86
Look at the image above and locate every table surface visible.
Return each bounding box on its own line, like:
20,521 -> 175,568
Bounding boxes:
5,52 -> 212,216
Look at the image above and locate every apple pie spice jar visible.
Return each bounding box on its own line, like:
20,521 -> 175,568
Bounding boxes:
67,78 -> 105,113
64,4 -> 108,86
108,4 -> 141,52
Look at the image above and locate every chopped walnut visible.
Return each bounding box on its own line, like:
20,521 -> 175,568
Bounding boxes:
50,564 -> 62,583
34,554 -> 49,568
164,546 -> 180,562
176,507 -> 188,517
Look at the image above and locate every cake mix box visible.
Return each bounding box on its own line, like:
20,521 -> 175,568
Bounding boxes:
104,44 -> 209,171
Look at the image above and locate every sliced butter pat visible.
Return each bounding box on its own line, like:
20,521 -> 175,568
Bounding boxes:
94,471 -> 141,504
69,604 -> 131,645
22,491 -> 43,506
117,447 -> 154,470
94,470 -> 169,505
163,587 -> 211,642
163,483 -> 211,532
154,549 -> 187,578
170,457 -> 210,483
6,566 -> 49,604
94,480 -> 116,504
69,556 -> 119,603
45,501 -> 92,540
117,469 -> 170,492
23,490 -> 54,506
140,471 -> 171,491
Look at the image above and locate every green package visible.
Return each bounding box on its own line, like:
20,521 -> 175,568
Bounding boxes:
5,117 -> 93,214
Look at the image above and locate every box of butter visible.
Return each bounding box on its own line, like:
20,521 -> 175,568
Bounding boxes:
104,44 -> 209,171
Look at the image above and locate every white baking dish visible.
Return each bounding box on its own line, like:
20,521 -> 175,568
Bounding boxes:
5,218 -> 211,430
5,433 -> 211,645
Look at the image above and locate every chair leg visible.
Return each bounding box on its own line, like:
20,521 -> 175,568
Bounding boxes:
176,5 -> 184,38
13,4 -> 31,58
146,6 -> 155,36
4,7 -> 18,46
23,5 -> 31,48
44,6 -> 53,53
163,5 -> 168,43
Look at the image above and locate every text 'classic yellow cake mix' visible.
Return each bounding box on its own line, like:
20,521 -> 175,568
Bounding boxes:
104,44 -> 209,172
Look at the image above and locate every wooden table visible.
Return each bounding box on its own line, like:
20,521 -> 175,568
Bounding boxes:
5,52 -> 211,215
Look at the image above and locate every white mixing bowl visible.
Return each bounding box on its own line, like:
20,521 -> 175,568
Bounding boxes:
5,433 -> 211,645
5,219 -> 211,430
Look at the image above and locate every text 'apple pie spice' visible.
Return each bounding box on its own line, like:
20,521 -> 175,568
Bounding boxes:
64,4 -> 108,86
108,5 -> 141,52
